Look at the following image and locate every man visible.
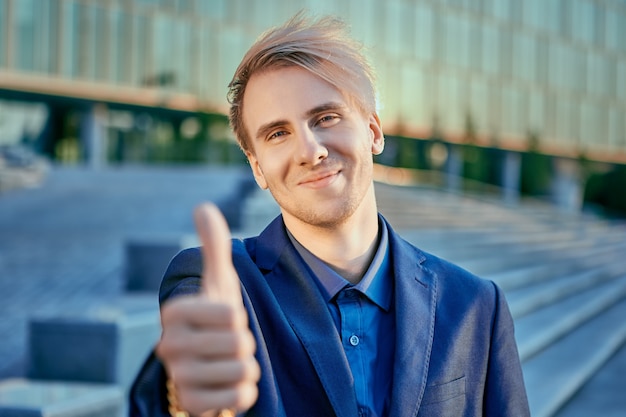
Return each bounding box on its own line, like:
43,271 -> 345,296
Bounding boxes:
130,13 -> 530,417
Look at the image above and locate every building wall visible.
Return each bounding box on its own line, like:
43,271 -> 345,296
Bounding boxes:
1,0 -> 625,162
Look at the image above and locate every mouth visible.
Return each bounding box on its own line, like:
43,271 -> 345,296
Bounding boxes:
298,170 -> 341,189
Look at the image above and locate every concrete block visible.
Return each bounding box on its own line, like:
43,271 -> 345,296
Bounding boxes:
124,234 -> 196,291
27,299 -> 160,391
0,378 -> 123,417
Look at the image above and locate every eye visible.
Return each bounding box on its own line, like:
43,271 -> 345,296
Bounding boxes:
316,114 -> 340,126
268,130 -> 288,141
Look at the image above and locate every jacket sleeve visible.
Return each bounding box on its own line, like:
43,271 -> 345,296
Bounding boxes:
484,283 -> 530,416
128,350 -> 170,417
128,248 -> 204,417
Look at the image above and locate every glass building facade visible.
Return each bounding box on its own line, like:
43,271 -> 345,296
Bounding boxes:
1,0 -> 625,163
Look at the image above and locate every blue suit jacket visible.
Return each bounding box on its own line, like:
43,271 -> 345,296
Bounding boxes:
130,215 -> 530,416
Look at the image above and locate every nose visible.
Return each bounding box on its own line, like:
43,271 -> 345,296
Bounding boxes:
294,126 -> 328,166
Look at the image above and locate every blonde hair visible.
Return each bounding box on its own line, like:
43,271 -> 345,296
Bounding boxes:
227,12 -> 377,153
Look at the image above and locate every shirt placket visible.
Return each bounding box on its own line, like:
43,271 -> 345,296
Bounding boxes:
336,288 -> 369,417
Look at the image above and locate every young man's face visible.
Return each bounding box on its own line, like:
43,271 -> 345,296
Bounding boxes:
243,66 -> 384,229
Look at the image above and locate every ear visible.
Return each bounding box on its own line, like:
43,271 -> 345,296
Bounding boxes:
245,151 -> 269,190
369,113 -> 385,155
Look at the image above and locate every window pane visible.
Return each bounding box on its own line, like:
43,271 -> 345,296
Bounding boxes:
61,1 -> 78,77
512,33 -> 536,84
114,10 -> 133,84
469,77 -> 489,136
152,15 -> 176,86
44,0 -> 61,74
75,3 -> 96,80
491,0 -> 512,22
385,0 -> 403,56
399,64 -> 429,128
571,0 -> 594,45
176,21 -> 192,91
197,0 -> 226,19
501,86 -> 526,137
438,72 -> 466,132
543,0 -> 562,34
580,101 -> 598,145
522,0 -> 540,30
134,14 -> 149,86
415,3 -> 434,62
587,53 -> 610,97
605,8 -> 620,52
15,0 -> 35,71
528,90 -> 545,134
94,6 -> 109,81
0,0 -> 5,68
481,24 -> 499,75
608,108 -> 622,149
549,43 -> 566,90
617,60 -> 626,101
445,14 -> 470,69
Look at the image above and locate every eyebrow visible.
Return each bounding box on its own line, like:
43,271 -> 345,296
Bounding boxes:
305,101 -> 348,119
254,101 -> 348,140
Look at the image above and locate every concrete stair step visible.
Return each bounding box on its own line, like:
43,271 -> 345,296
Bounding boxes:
441,237 -> 595,268
515,274 -> 626,361
507,263 -> 626,319
487,240 -> 626,291
551,339 -> 626,417
452,237 -> 626,280
408,219 -> 619,249
522,298 -> 626,417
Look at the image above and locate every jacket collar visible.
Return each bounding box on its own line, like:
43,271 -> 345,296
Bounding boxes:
255,215 -> 360,417
384,217 -> 437,417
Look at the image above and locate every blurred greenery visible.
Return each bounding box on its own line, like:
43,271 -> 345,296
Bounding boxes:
377,135 -> 626,218
583,164 -> 626,218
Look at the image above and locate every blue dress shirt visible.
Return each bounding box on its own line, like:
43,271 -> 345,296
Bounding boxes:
287,220 -> 395,417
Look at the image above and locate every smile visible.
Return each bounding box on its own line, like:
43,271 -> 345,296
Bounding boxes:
299,171 -> 340,189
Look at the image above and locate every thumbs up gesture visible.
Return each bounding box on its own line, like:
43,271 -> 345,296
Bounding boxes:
157,203 -> 260,416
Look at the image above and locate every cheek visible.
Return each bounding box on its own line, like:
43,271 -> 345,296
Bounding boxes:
256,151 -> 290,183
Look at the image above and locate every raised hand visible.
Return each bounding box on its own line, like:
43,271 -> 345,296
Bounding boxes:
156,203 -> 260,416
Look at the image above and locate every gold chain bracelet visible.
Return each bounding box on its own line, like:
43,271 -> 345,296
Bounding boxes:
166,378 -> 236,417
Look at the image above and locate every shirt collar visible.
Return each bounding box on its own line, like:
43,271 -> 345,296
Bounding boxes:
287,217 -> 392,312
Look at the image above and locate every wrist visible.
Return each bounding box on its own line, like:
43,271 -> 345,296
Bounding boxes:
166,378 -> 236,417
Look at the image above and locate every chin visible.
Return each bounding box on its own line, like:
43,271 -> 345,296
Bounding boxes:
297,200 -> 359,228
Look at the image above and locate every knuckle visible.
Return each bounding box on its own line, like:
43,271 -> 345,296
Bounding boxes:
222,304 -> 240,327
248,358 -> 261,382
156,332 -> 184,359
235,383 -> 259,409
230,329 -> 256,356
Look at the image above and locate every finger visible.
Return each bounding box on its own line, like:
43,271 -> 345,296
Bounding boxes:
160,298 -> 240,329
177,384 -> 259,416
193,203 -> 242,304
157,326 -> 257,359
173,356 -> 261,387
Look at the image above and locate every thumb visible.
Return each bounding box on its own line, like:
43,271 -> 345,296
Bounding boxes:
193,203 -> 241,304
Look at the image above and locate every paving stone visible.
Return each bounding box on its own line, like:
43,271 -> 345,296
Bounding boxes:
124,234 -> 197,291
0,378 -> 123,417
27,300 -> 160,390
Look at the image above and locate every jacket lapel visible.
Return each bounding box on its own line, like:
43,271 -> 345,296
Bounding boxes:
255,217 -> 359,417
386,220 -> 438,417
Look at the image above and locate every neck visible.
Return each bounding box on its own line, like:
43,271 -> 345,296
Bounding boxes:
284,187 -> 380,284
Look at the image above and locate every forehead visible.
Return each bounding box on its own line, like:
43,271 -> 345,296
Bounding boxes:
242,67 -> 348,130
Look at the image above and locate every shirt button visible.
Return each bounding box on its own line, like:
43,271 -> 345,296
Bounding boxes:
349,334 -> 360,346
